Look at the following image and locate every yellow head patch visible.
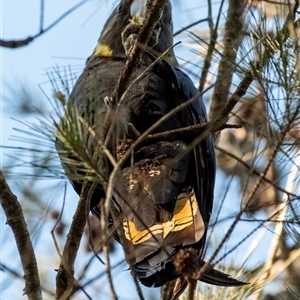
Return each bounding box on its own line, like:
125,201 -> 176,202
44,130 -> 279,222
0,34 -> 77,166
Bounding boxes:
93,43 -> 113,57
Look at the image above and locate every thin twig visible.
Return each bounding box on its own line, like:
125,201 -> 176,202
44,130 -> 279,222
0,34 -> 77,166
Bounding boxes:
51,181 -> 67,258
100,203 -> 117,300
198,0 -> 224,92
173,18 -> 208,37
215,145 -> 299,199
207,0 -> 214,33
0,170 -> 43,300
79,258 -> 124,287
252,155 -> 300,299
1,263 -> 56,297
265,248 -> 300,284
0,0 -> 88,48
139,123 -> 240,145
40,0 -> 45,32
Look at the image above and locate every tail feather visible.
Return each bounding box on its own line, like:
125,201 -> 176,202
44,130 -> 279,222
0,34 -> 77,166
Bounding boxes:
169,264 -> 247,300
200,263 -> 247,287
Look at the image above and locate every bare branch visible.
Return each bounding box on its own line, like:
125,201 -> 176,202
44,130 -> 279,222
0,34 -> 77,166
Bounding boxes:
40,0 -> 45,32
99,203 -> 117,300
198,0 -> 224,92
210,0 -> 247,120
134,123 -> 241,146
111,0 -> 169,103
0,170 -> 42,300
1,263 -> 56,297
173,18 -> 208,37
56,182 -> 95,300
51,181 -> 67,258
0,0 -> 88,49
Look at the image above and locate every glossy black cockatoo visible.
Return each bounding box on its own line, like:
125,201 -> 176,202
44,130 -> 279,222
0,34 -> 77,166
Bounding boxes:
56,0 -> 246,298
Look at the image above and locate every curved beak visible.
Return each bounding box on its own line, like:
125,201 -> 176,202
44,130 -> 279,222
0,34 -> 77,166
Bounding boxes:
130,0 -> 147,18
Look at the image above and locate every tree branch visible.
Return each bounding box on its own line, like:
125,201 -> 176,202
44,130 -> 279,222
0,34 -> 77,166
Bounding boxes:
198,0 -> 224,92
173,18 -> 208,37
56,182 -> 95,300
0,0 -> 88,49
136,123 -> 240,145
111,0 -> 169,103
0,170 -> 42,300
210,0 -> 247,120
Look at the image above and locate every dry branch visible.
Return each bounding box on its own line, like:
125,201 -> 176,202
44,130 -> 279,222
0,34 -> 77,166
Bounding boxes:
210,0 -> 247,120
198,0 -> 224,93
56,182 -> 95,300
137,123 -> 240,145
0,1 -> 88,49
173,18 -> 208,37
0,170 -> 42,300
111,0 -> 169,103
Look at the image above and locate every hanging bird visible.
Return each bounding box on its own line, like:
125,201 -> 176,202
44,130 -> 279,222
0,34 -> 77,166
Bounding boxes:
56,0 -> 247,299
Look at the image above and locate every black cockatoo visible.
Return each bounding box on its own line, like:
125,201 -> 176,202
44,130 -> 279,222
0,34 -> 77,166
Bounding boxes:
56,0 -> 246,298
